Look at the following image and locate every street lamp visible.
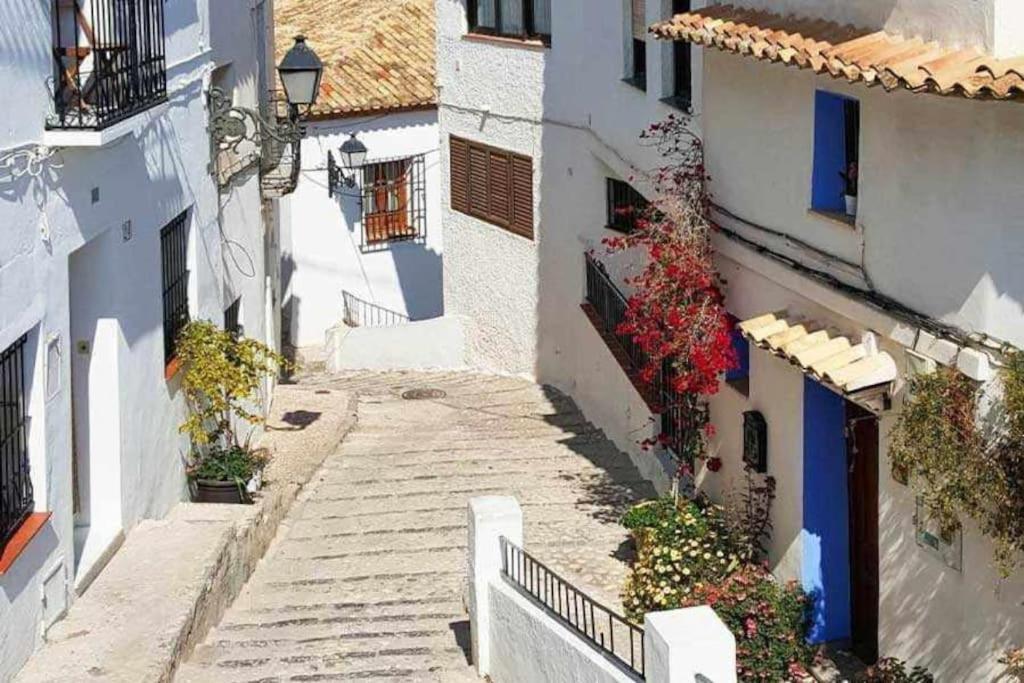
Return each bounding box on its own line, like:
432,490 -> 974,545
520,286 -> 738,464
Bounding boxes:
327,134 -> 369,195
277,35 -> 324,115
209,36 -> 324,156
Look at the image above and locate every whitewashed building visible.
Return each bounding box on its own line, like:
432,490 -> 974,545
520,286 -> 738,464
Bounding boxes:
438,0 -> 1024,677
277,0 -> 443,354
0,0 -> 281,677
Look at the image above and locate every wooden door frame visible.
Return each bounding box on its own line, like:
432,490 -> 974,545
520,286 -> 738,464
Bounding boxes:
846,401 -> 880,664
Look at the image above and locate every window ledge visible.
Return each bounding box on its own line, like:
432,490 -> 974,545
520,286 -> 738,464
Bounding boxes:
0,513 -> 52,575
660,95 -> 693,114
621,77 -> 648,93
165,355 -> 183,381
808,208 -> 857,228
463,33 -> 549,50
42,100 -> 170,148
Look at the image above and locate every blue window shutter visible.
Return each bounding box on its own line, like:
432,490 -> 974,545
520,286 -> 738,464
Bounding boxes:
811,91 -> 852,213
725,329 -> 749,382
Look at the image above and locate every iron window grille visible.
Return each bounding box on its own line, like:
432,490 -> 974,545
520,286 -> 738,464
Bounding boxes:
501,537 -> 645,678
359,155 -> 427,248
49,0 -> 168,131
467,0 -> 552,44
160,212 -> 190,364
224,297 -> 242,338
606,178 -> 649,233
1,335 -> 33,554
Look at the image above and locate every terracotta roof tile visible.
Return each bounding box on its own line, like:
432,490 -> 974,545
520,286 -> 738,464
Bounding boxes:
652,4 -> 1024,101
275,0 -> 436,118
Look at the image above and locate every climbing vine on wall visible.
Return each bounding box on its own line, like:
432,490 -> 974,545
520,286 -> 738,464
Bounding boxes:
889,354 -> 1024,576
603,114 -> 736,474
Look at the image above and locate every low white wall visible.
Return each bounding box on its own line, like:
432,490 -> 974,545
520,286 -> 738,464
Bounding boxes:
468,495 -> 737,683
327,316 -> 468,372
488,579 -> 638,683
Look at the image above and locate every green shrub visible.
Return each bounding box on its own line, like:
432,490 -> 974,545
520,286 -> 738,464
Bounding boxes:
622,496 -> 814,681
690,564 -> 815,681
863,657 -> 934,682
189,444 -> 267,485
622,496 -> 742,618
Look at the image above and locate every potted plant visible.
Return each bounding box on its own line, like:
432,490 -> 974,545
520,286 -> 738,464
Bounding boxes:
839,161 -> 858,217
188,442 -> 268,504
177,320 -> 287,504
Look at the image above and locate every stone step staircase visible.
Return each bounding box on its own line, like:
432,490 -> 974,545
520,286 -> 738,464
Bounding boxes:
175,370 -> 657,683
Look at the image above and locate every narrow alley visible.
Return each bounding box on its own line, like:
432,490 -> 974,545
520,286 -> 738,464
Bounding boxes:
176,371 -> 657,681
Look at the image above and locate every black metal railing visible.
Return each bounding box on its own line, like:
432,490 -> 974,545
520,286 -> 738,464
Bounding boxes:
50,0 -> 167,130
584,252 -> 663,399
1,335 -> 33,553
584,252 -> 696,462
161,212 -> 190,363
501,537 -> 646,679
342,291 -> 410,328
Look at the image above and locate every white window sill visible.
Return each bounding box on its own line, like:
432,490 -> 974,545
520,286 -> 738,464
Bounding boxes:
42,101 -> 171,148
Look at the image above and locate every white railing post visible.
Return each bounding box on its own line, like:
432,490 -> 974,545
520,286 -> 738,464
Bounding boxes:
468,496 -> 523,678
644,606 -> 737,683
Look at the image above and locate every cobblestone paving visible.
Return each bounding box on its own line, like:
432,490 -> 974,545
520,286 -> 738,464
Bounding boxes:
176,371 -> 656,682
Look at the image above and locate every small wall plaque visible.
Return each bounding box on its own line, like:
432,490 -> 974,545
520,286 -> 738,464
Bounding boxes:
915,497 -> 963,572
743,410 -> 768,473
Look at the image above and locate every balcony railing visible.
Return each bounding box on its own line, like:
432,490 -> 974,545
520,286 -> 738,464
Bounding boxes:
49,0 -> 167,131
584,252 -> 695,460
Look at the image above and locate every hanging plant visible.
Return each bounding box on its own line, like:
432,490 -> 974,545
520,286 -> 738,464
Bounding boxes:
603,114 -> 737,475
890,355 -> 1024,576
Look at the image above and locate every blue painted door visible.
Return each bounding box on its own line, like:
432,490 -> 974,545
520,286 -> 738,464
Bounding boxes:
801,377 -> 852,644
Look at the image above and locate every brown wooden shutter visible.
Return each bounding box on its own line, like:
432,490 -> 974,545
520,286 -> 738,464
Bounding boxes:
450,136 -> 469,215
487,149 -> 512,226
468,143 -> 490,218
631,0 -> 647,39
510,153 -> 534,239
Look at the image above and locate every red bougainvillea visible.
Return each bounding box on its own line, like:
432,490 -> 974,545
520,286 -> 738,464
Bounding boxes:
603,114 -> 736,471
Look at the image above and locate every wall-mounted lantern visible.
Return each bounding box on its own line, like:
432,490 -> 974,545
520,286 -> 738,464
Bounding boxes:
208,35 -> 323,195
277,36 -> 324,116
327,134 -> 369,197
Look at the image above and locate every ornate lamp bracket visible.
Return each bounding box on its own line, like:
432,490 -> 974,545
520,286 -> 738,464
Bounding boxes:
208,87 -> 302,154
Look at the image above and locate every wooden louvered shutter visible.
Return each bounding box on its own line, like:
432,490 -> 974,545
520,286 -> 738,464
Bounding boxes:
450,136 -> 470,215
487,149 -> 512,226
468,142 -> 490,218
509,153 -> 534,239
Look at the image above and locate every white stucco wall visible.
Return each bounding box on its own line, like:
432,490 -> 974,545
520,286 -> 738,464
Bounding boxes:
282,110 -> 443,349
703,49 -> 1024,352
703,249 -> 1024,679
0,1 -> 274,677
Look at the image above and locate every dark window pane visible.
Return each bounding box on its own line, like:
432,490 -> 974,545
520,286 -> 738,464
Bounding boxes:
532,0 -> 551,36
476,0 -> 496,28
499,0 -> 524,34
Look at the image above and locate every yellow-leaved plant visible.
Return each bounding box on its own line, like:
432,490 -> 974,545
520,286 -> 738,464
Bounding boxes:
176,319 -> 288,450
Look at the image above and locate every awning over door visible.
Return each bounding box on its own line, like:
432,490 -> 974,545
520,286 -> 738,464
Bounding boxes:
739,312 -> 897,395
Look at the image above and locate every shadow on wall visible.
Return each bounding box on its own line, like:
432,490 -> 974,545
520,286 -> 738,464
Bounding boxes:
334,180 -> 444,322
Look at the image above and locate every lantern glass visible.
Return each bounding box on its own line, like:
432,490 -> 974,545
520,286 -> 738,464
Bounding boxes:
340,134 -> 368,169
278,35 -> 323,107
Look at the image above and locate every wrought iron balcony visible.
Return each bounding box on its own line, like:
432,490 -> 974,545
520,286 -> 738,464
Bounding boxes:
49,0 -> 167,131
